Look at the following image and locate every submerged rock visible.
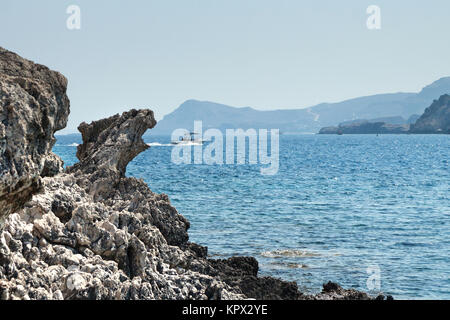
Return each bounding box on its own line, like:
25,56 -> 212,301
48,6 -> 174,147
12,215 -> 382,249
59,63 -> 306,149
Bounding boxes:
0,47 -> 379,300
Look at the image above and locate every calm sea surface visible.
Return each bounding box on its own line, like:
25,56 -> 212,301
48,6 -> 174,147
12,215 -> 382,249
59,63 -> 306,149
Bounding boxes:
54,134 -> 450,299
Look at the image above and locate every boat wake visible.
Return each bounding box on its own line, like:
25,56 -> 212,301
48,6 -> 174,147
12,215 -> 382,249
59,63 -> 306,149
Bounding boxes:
147,142 -> 173,147
147,142 -> 203,147
56,143 -> 79,147
260,249 -> 321,258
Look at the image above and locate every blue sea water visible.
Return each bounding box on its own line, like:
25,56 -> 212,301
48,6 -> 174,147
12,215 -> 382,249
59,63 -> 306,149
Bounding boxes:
54,134 -> 450,299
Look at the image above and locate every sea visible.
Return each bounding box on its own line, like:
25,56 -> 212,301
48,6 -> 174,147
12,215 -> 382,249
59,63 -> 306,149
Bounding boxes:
54,134 -> 450,299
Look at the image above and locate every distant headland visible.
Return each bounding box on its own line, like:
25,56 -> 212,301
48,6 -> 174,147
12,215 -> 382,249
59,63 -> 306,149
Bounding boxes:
318,94 -> 450,135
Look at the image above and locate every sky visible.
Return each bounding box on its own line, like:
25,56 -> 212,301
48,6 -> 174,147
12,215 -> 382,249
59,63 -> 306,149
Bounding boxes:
1,0 -> 450,133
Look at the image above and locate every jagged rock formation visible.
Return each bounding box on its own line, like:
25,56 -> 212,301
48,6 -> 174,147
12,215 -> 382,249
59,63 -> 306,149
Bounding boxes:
66,110 -> 189,247
70,110 -> 157,183
0,47 -> 384,300
0,48 -> 69,222
0,173 -> 243,300
410,94 -> 450,133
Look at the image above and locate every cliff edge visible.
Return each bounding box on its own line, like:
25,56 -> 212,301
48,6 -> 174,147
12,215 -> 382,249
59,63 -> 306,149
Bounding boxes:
0,47 -> 69,222
410,94 -> 450,133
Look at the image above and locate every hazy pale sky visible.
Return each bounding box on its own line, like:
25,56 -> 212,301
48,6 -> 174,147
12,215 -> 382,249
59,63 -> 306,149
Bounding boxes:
1,0 -> 450,133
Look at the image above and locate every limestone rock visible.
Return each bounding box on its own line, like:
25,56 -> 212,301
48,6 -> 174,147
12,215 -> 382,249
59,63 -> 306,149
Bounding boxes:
0,175 -> 243,300
67,109 -> 190,247
0,47 -> 69,221
70,109 -> 156,178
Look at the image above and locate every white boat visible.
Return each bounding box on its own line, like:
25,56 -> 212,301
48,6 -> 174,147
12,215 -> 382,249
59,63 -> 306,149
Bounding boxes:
171,132 -> 204,145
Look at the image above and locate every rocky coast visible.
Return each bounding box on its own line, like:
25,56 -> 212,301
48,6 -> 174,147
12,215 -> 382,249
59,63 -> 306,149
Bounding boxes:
319,95 -> 450,135
0,47 -> 386,300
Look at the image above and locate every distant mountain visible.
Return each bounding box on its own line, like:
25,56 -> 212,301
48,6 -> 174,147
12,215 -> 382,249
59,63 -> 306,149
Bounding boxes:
151,100 -> 315,134
410,94 -> 450,134
151,77 -> 450,135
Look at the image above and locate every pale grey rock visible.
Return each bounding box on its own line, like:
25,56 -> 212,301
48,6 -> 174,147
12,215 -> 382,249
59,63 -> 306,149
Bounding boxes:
67,110 -> 189,247
0,47 -> 69,221
0,174 -> 244,300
